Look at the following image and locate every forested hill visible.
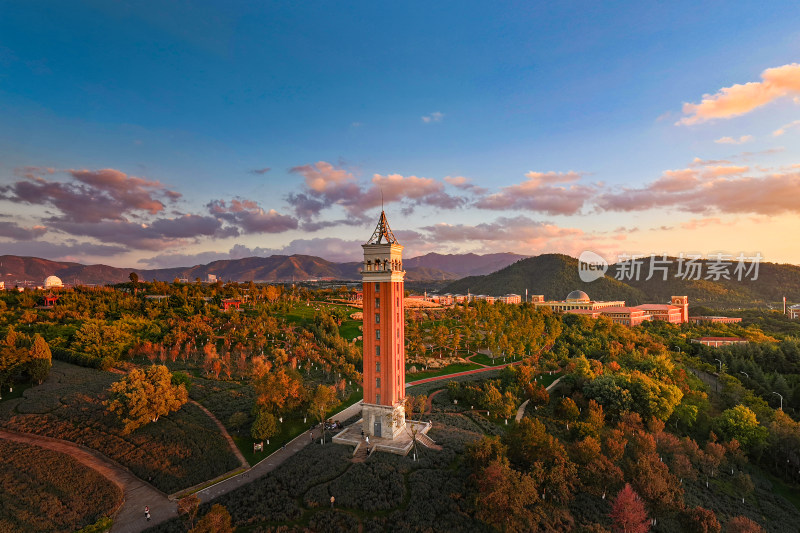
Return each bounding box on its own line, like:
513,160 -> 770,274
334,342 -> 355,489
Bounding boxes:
443,253 -> 800,308
0,251 -> 525,286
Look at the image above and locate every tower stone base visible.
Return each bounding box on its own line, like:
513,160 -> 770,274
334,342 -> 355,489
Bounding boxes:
361,402 -> 405,440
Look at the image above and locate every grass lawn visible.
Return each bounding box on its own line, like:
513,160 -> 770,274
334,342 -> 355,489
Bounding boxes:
468,352 -> 523,366
405,363 -> 483,382
0,381 -> 33,403
234,386 -> 364,467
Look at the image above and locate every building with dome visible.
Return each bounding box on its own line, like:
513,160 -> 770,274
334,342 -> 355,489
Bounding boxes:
530,291 -> 624,313
44,275 -> 63,289
530,290 -> 688,326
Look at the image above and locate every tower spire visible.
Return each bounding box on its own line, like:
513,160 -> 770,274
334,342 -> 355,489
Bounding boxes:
366,210 -> 399,245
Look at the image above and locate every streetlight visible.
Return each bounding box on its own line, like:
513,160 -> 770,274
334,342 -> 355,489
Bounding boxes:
714,359 -> 723,372
772,392 -> 784,411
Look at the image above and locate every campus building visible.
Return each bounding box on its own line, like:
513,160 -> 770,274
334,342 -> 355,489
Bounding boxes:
688,316 -> 743,325
788,304 -> 800,320
541,291 -> 689,326
531,290 -> 625,312
691,337 -> 748,348
360,211 -> 406,440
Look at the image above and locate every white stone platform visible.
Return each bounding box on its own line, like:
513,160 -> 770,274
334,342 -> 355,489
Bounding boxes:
332,419 -> 433,456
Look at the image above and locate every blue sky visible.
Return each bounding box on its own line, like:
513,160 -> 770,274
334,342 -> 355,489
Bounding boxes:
2,1 -> 800,267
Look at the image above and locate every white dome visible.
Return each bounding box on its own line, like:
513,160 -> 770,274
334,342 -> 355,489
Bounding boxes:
44,275 -> 63,289
566,290 -> 590,302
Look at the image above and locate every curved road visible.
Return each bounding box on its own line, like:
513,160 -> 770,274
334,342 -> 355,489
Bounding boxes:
0,429 -> 175,533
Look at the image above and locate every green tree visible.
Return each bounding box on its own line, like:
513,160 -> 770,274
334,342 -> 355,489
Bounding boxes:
105,365 -> 189,434
251,409 -> 278,441
714,405 -> 768,452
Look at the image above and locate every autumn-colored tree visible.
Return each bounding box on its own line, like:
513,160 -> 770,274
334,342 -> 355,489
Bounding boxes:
684,507 -> 721,533
28,334 -> 52,384
725,516 -> 765,533
105,365 -> 189,434
558,397 -> 581,421
466,435 -> 507,469
308,384 -> 338,442
253,367 -> 305,413
609,483 -> 649,533
526,381 -> 550,408
178,494 -> 201,529
474,459 -> 540,533
190,504 -> 234,533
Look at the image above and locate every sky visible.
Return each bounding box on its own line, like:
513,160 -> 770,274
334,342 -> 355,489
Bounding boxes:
1,0 -> 800,268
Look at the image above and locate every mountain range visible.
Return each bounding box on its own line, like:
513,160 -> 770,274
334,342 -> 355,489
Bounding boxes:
0,252 -> 527,286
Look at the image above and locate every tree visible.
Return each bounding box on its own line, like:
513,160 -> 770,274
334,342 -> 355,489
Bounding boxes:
474,459 -> 541,533
253,367 -> 304,413
228,411 -> 248,434
558,397 -> 581,421
251,409 -> 277,442
725,517 -> 765,533
105,365 -> 189,434
714,405 -> 768,452
190,504 -> 233,533
684,506 -> 721,533
178,494 -> 201,529
308,384 -> 338,441
609,484 -> 650,533
129,272 -> 139,295
28,334 -> 51,384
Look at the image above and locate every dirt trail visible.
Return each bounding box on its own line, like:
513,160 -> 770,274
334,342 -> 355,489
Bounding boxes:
0,429 -> 176,533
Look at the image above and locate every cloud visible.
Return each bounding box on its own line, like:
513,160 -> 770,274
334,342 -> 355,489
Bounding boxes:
1,167 -> 180,223
0,239 -> 127,260
287,161 -> 467,220
678,63 -> 800,125
250,168 -> 271,175
714,135 -> 753,144
597,164 -> 800,215
444,176 -> 489,194
474,171 -> 594,215
680,217 -> 726,230
773,119 -> 800,137
207,198 -> 298,234
51,214 -> 235,251
370,173 -> 465,210
421,111 -> 444,123
0,221 -> 47,240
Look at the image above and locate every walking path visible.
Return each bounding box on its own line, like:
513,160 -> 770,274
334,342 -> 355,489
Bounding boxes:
424,389 -> 445,414
514,376 -> 563,422
515,399 -> 529,422
190,400 -> 249,468
0,429 -> 175,533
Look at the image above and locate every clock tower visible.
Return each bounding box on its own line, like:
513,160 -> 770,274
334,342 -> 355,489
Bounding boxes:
361,211 -> 406,440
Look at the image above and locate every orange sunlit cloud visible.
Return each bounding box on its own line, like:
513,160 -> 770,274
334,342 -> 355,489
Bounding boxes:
678,63 -> 800,125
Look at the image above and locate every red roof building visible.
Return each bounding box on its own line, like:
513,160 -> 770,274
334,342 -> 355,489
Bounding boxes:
691,337 -> 748,347
688,316 -> 743,324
